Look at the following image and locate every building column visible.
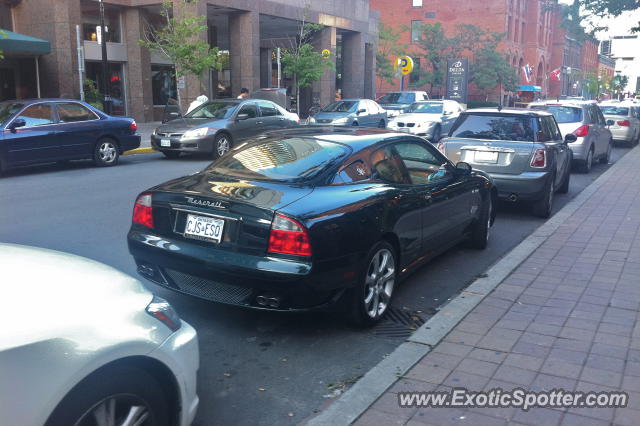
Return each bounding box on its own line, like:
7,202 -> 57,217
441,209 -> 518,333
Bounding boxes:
364,42 -> 375,99
123,8 -> 153,122
229,11 -> 260,96
312,26 -> 337,108
174,0 -> 210,109
341,31 -> 365,99
260,48 -> 273,88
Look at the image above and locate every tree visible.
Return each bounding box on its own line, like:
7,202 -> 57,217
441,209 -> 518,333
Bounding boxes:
470,35 -> 519,101
280,7 -> 334,115
612,74 -> 629,99
376,23 -> 407,85
0,29 -> 6,60
579,0 -> 640,32
140,0 -> 224,108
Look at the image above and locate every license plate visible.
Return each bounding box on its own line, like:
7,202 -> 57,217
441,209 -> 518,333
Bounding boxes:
184,214 -> 225,243
474,151 -> 499,163
160,138 -> 171,147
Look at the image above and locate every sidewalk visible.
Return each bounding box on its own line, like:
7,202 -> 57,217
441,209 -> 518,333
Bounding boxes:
311,145 -> 640,426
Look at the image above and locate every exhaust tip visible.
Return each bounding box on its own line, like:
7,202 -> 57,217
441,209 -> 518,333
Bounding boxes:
256,295 -> 281,308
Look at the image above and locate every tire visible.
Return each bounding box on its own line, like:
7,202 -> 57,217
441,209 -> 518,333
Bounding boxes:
532,173 -> 555,218
352,121 -> 359,126
93,137 -> 119,167
599,139 -> 612,164
45,365 -> 170,426
468,194 -> 492,249
557,162 -> 571,194
378,119 -> 386,128
162,151 -> 181,159
579,147 -> 593,173
431,125 -> 442,143
213,133 -> 232,159
348,241 -> 397,327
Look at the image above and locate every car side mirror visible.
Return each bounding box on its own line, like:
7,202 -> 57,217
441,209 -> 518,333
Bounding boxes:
236,113 -> 250,121
606,119 -> 615,126
564,133 -> 578,143
8,118 -> 26,132
455,162 -> 472,175
357,109 -> 366,114
443,111 -> 452,116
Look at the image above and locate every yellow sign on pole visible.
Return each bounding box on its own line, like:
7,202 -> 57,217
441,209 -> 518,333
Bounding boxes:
396,56 -> 414,75
321,49 -> 331,59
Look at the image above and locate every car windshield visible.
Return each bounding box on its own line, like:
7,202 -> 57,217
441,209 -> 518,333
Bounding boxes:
408,102 -> 443,114
378,93 -> 415,104
207,137 -> 351,182
185,102 -> 239,119
530,105 -> 583,123
600,106 -> 629,116
450,114 -> 535,142
0,102 -> 24,126
321,101 -> 357,113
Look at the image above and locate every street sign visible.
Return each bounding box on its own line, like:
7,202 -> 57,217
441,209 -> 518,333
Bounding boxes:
445,59 -> 469,104
321,49 -> 331,59
396,56 -> 414,75
177,76 -> 186,89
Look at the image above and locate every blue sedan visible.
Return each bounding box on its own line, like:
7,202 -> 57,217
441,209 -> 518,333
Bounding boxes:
0,99 -> 140,173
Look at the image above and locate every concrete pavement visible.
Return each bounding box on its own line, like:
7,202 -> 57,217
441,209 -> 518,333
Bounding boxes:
311,145 -> 640,425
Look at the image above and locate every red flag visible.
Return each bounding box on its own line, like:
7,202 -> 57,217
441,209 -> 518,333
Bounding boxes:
551,68 -> 561,82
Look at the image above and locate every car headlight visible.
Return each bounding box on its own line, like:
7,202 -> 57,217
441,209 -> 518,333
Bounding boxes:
146,295 -> 181,331
152,128 -> 157,136
333,117 -> 349,124
181,127 -> 209,139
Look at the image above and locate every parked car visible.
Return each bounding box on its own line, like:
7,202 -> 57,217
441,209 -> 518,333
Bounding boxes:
376,91 -> 430,117
0,243 -> 199,426
528,100 -> 613,173
387,100 -> 465,141
599,102 -> 640,146
308,99 -> 387,128
0,99 -> 139,173
438,108 -> 572,218
151,99 -> 300,159
128,127 -> 495,326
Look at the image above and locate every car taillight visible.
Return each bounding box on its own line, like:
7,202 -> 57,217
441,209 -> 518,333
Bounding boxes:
531,149 -> 547,168
573,125 -> 589,137
617,120 -> 630,127
268,214 -> 312,256
133,193 -> 154,228
130,120 -> 137,132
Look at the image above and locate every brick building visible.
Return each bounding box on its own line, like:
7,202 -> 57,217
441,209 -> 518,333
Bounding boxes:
0,0 -> 378,122
371,0 -> 558,102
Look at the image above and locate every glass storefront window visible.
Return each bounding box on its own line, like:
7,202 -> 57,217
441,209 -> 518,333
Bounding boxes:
85,61 -> 126,116
81,1 -> 121,43
151,65 -> 177,106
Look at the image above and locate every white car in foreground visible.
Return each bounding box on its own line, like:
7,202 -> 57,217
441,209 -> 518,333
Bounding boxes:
0,244 -> 199,426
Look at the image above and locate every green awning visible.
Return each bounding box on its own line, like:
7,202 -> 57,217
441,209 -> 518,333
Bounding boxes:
0,29 -> 51,55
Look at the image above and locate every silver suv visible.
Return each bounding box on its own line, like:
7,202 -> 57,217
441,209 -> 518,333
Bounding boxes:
528,100 -> 613,173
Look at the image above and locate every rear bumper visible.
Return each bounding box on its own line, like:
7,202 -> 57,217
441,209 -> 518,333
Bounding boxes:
567,139 -> 589,161
610,127 -> 634,142
490,171 -> 551,201
121,135 -> 141,152
127,229 -> 354,311
150,135 -> 213,153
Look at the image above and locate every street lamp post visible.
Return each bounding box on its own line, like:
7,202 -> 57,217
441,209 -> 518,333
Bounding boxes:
98,0 -> 111,114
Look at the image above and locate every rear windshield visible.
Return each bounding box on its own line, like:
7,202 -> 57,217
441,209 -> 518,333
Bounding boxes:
206,137 -> 351,182
530,105 -> 583,123
321,101 -> 357,113
450,114 -> 534,142
600,106 -> 629,116
0,102 -> 24,126
378,93 -> 415,104
185,102 -> 239,119
408,102 -> 443,114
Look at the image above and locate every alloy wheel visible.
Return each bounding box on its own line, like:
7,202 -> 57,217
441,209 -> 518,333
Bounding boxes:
216,136 -> 230,157
99,141 -> 117,164
363,248 -> 395,319
74,395 -> 152,426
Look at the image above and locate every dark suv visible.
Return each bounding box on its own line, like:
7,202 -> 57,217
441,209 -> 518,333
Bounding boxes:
439,108 -> 574,218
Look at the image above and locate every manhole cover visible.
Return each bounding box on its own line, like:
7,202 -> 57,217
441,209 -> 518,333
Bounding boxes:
373,306 -> 426,339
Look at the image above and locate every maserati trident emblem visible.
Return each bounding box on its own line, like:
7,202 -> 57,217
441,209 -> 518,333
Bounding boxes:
185,196 -> 227,209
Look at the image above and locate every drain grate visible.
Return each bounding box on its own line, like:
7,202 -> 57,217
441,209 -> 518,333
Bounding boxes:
373,306 -> 426,339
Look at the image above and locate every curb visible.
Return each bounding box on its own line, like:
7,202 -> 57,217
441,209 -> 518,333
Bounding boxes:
123,147 -> 156,155
307,147 -> 636,426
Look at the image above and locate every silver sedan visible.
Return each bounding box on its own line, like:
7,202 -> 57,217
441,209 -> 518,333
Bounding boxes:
0,244 -> 199,426
600,102 -> 640,146
387,100 -> 464,141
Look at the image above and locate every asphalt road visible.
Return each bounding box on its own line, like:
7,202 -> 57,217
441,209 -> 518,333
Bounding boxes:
0,144 -> 631,425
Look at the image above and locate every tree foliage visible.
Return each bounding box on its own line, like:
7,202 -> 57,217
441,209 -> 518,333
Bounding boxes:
580,0 -> 640,32
612,74 -> 630,93
376,23 -> 407,85
0,29 -> 6,60
471,35 -> 519,99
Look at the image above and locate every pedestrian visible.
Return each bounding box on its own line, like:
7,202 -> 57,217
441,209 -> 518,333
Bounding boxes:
335,89 -> 342,101
187,95 -> 208,113
237,88 -> 250,99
